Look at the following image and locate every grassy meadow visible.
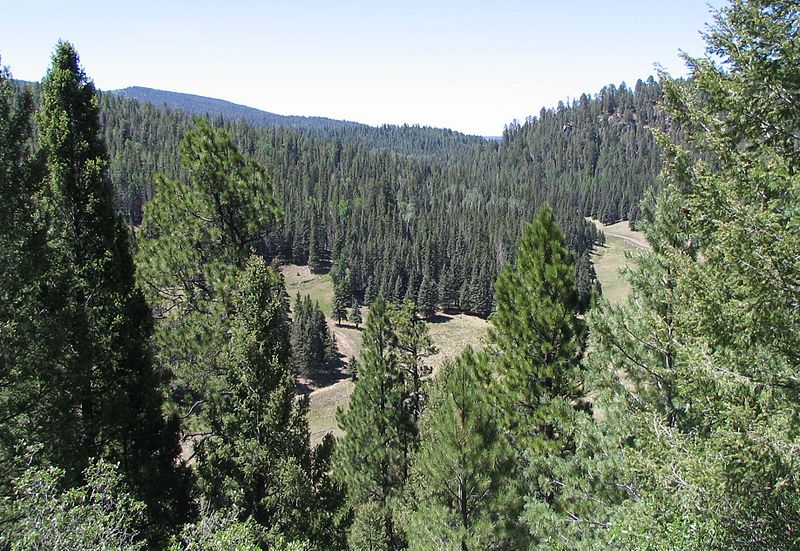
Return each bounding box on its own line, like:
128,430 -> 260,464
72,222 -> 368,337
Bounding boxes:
286,221 -> 645,443
591,220 -> 649,305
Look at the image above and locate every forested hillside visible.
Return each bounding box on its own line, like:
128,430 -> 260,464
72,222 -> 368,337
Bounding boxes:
2,1 -> 796,549
92,74 -> 666,318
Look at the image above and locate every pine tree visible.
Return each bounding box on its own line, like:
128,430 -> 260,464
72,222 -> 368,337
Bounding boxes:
308,216 -> 325,274
490,204 -> 588,450
389,301 -> 436,424
332,279 -> 349,326
136,117 -> 280,419
336,297 -> 414,550
587,3 -> 800,547
0,61 -> 71,493
437,267 -> 459,313
196,257 -> 342,547
37,41 -> 191,537
291,295 -> 332,377
488,204 -> 589,543
405,350 -> 522,550
416,273 -> 437,319
348,298 -> 363,329
574,253 -> 598,310
324,328 -> 343,373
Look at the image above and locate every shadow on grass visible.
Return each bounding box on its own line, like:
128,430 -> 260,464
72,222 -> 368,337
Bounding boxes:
426,313 -> 454,324
296,361 -> 351,395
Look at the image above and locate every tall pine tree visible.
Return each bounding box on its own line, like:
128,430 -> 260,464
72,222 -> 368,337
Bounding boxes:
587,2 -> 800,547
196,257 -> 343,547
404,350 -> 523,551
490,204 -> 588,451
136,118 -> 280,420
488,204 -> 589,543
336,296 -> 415,550
37,41 -> 191,537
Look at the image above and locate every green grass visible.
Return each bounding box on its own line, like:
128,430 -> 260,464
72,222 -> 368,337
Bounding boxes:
281,265 -> 334,316
307,313 -> 489,444
591,220 -> 649,305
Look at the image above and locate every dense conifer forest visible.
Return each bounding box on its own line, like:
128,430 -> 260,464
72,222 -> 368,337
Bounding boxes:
1,0 -> 798,549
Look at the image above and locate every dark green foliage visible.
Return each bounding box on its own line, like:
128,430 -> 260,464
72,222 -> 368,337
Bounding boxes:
348,298 -> 363,328
331,276 -> 350,325
291,294 -> 340,377
490,205 -> 588,451
196,257 -> 343,547
581,2 -> 800,548
332,291 -> 348,325
336,297 -> 415,550
389,301 -> 436,424
575,253 -> 600,310
136,118 -> 280,418
415,273 -> 437,319
307,216 -> 327,273
488,205 -> 590,545
0,62 -> 61,495
405,350 -> 522,550
35,42 -> 191,537
324,329 -> 343,373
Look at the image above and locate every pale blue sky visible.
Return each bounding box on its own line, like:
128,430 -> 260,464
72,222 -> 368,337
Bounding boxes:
3,1 -> 725,135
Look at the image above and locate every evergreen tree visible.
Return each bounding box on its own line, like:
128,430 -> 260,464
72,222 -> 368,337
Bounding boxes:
0,61 -> 65,494
37,41 -> 191,537
574,254 -> 599,310
586,2 -> 800,547
136,117 -> 280,419
437,267 -> 459,313
405,350 -> 522,550
389,301 -> 436,424
196,257 -> 343,547
416,273 -> 437,319
336,297 -> 414,550
348,298 -> 363,329
291,295 -> 334,377
488,205 -> 589,542
332,278 -> 349,326
308,216 -> 325,273
324,328 -> 343,373
490,204 -> 588,449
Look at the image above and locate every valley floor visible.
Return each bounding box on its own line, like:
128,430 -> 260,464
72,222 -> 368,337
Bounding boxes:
283,221 -> 645,443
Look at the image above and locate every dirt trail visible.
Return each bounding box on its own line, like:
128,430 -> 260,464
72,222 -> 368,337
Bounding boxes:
604,231 -> 650,250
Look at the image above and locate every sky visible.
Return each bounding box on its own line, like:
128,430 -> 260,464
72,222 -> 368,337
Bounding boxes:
3,1 -> 726,136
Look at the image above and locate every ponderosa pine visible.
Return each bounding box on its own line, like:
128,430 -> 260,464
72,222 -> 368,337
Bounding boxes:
196,257 -> 343,547
37,41 -> 191,537
405,349 -> 523,551
336,296 -> 414,550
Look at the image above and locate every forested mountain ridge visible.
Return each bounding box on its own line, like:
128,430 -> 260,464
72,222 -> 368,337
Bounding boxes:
501,77 -> 669,224
111,85 -> 362,131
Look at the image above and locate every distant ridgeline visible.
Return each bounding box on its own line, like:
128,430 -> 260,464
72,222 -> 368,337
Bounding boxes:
16,77 -> 666,316
111,86 -> 362,131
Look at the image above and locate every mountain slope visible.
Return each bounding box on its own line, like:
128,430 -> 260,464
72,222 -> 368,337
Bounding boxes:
110,86 -> 362,131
